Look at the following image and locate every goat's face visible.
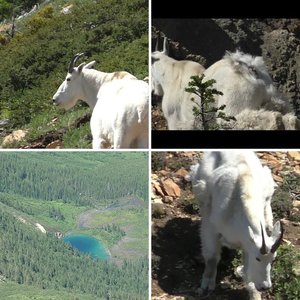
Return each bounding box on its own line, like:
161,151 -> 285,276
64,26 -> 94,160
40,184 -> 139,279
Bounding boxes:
151,37 -> 169,97
52,66 -> 85,110
247,221 -> 283,291
247,249 -> 275,291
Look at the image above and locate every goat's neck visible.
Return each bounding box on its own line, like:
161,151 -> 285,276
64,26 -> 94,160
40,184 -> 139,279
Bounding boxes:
80,69 -> 114,109
159,56 -> 177,90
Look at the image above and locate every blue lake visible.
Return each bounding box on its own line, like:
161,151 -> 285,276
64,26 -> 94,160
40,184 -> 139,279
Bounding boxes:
64,234 -> 109,260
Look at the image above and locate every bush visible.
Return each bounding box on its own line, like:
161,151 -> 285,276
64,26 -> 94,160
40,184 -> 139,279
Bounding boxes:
271,244 -> 300,299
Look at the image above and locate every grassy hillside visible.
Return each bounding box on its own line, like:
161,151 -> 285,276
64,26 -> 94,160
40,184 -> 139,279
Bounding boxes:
0,0 -> 148,148
0,281 -> 97,300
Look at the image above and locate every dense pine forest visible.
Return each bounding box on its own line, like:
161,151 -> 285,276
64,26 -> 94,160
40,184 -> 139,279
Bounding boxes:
0,152 -> 148,203
0,152 -> 148,299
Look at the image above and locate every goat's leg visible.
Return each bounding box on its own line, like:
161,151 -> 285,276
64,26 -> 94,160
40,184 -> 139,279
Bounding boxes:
246,282 -> 262,300
113,130 -> 130,149
200,218 -> 221,294
92,137 -> 111,149
136,135 -> 148,148
92,137 -> 102,149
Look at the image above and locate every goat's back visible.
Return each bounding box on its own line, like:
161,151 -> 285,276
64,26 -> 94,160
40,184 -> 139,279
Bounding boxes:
162,59 -> 205,129
91,79 -> 148,147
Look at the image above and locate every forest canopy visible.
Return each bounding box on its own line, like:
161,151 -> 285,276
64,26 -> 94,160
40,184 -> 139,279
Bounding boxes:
0,151 -> 148,204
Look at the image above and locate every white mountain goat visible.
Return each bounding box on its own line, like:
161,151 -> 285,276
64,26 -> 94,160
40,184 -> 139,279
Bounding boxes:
203,50 -> 297,128
52,53 -> 148,149
186,151 -> 283,300
151,37 -> 205,129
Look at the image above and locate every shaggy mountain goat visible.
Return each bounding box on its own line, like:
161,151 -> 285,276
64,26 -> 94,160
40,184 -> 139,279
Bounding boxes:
52,53 -> 148,149
151,37 -> 205,129
187,151 -> 283,300
203,50 -> 297,129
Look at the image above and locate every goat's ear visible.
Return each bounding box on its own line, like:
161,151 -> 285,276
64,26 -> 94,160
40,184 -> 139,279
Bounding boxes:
84,61 -> 96,69
271,221 -> 283,253
77,62 -> 86,74
271,221 -> 282,243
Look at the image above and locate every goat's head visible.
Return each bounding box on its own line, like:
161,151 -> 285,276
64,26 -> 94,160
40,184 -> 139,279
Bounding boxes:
247,221 -> 283,291
52,53 -> 96,110
151,36 -> 169,96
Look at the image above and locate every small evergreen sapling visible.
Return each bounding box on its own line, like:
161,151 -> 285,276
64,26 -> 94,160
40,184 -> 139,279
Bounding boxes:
185,74 -> 236,129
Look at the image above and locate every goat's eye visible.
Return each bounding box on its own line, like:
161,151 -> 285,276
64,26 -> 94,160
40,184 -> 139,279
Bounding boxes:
66,78 -> 71,82
256,257 -> 261,262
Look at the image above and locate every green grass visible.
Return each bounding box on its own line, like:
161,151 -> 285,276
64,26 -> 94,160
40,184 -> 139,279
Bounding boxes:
0,193 -> 88,232
271,244 -> 300,299
0,281 -> 97,300
88,207 -> 148,254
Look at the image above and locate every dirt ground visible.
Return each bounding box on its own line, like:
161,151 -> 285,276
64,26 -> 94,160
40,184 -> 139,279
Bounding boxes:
151,151 -> 300,300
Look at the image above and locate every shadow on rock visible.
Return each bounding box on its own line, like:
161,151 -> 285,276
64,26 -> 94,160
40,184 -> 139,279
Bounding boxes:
152,216 -> 250,299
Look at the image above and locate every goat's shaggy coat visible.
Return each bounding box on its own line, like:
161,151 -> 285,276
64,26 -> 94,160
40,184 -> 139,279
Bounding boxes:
187,151 -> 283,300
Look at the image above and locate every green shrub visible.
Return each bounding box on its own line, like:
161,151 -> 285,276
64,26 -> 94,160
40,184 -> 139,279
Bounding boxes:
271,244 -> 300,299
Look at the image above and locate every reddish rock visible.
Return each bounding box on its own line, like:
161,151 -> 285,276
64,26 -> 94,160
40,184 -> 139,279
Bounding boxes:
161,178 -> 181,198
272,174 -> 283,184
163,196 -> 173,204
153,181 -> 164,197
175,167 -> 189,177
159,170 -> 169,176
288,151 -> 300,161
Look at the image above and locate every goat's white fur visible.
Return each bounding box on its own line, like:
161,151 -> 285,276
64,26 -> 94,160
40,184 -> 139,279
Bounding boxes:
52,58 -> 148,149
151,37 -> 205,129
203,51 -> 293,123
187,151 -> 282,300
91,79 -> 148,149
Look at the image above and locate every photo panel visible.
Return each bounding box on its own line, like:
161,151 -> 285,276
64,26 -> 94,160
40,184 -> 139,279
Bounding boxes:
151,17 -> 300,148
0,0 -> 149,150
151,150 -> 300,299
0,151 -> 149,299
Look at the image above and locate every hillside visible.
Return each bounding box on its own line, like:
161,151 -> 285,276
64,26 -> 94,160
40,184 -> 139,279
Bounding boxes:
0,0 -> 148,148
0,152 -> 149,299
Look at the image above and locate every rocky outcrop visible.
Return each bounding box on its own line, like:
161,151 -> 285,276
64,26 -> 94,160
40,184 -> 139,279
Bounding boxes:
55,231 -> 64,239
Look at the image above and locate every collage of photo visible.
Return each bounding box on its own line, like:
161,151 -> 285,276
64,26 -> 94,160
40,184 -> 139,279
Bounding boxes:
0,0 -> 299,299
